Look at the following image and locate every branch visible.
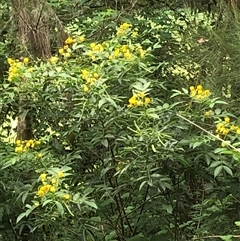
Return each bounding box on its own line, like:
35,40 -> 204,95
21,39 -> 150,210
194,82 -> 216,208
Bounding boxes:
177,113 -> 240,153
131,185 -> 149,236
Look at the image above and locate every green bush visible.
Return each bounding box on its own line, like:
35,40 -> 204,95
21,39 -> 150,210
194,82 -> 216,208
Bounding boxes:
1,4 -> 240,241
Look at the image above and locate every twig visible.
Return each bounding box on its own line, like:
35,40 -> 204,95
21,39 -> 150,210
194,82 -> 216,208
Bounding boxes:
177,113 -> 240,153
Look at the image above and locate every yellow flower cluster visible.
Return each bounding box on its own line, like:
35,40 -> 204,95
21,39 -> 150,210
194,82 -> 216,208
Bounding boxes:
15,139 -> 41,153
189,85 -> 210,100
58,45 -> 71,58
49,56 -> 58,64
81,69 -> 100,92
65,37 -> 77,45
108,45 -> 145,61
37,171 -> 69,200
117,22 -> 132,35
7,57 -> 29,81
51,36 -> 84,63
86,42 -> 104,61
205,110 -> 211,117
216,117 -> 240,137
127,92 -> 151,108
58,36 -> 80,58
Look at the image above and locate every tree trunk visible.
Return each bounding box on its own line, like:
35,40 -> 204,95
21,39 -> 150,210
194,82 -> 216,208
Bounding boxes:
10,0 -> 67,141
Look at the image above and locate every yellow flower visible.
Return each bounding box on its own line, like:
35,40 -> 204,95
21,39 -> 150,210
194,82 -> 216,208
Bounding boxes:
62,194 -> 70,200
63,45 -> 69,50
65,37 -> 75,45
223,129 -> 229,135
37,190 -> 45,197
83,85 -> 89,92
40,173 -> 47,182
190,90 -> 196,97
26,142 -> 31,148
220,127 -> 225,133
124,50 -> 132,59
51,178 -> 57,185
121,45 -> 128,53
16,140 -> 21,146
93,73 -> 99,78
139,49 -> 145,58
28,139 -> 34,145
64,52 -> 71,58
189,86 -> 195,91
197,85 -> 202,90
23,57 -> 29,64
35,140 -> 41,145
205,111 -> 211,116
203,89 -> 210,96
49,56 -> 58,64
50,186 -> 56,193
120,23 -> 132,30
28,67 -> 34,73
7,58 -> 14,65
79,36 -> 85,42
237,129 -> 240,135
40,184 -> 51,192
145,97 -> 151,104
59,48 -> 64,55
90,43 -> 96,49
224,117 -> 230,123
37,153 -> 43,158
132,31 -> 138,37
114,48 -> 120,57
33,201 -> 39,207
15,146 -> 23,153
81,69 -> 88,79
58,171 -> 64,178
230,125 -> 236,130
129,96 -> 137,105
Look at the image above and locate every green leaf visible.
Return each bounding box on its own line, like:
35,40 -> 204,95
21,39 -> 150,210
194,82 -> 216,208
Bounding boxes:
182,88 -> 188,94
210,161 -> 221,168
42,199 -> 52,207
219,235 -> 233,241
192,142 -> 203,149
223,166 -> 233,176
106,97 -> 117,108
98,98 -> 107,108
22,191 -> 29,204
55,201 -> 64,216
162,204 -> 173,214
147,113 -> 159,119
16,212 -> 26,223
215,108 -> 222,115
84,200 -> 98,209
214,165 -> 223,178
101,139 -> 108,148
139,180 -> 147,191
235,221 -> 240,227
73,193 -> 80,202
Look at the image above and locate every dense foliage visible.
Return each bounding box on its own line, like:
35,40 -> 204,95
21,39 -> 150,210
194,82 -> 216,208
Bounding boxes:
1,0 -> 240,241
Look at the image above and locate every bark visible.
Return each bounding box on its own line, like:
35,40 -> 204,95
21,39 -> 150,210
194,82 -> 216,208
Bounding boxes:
10,0 -> 67,140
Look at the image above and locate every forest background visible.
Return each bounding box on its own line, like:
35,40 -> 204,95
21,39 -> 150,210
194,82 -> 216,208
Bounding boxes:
1,0 -> 240,240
